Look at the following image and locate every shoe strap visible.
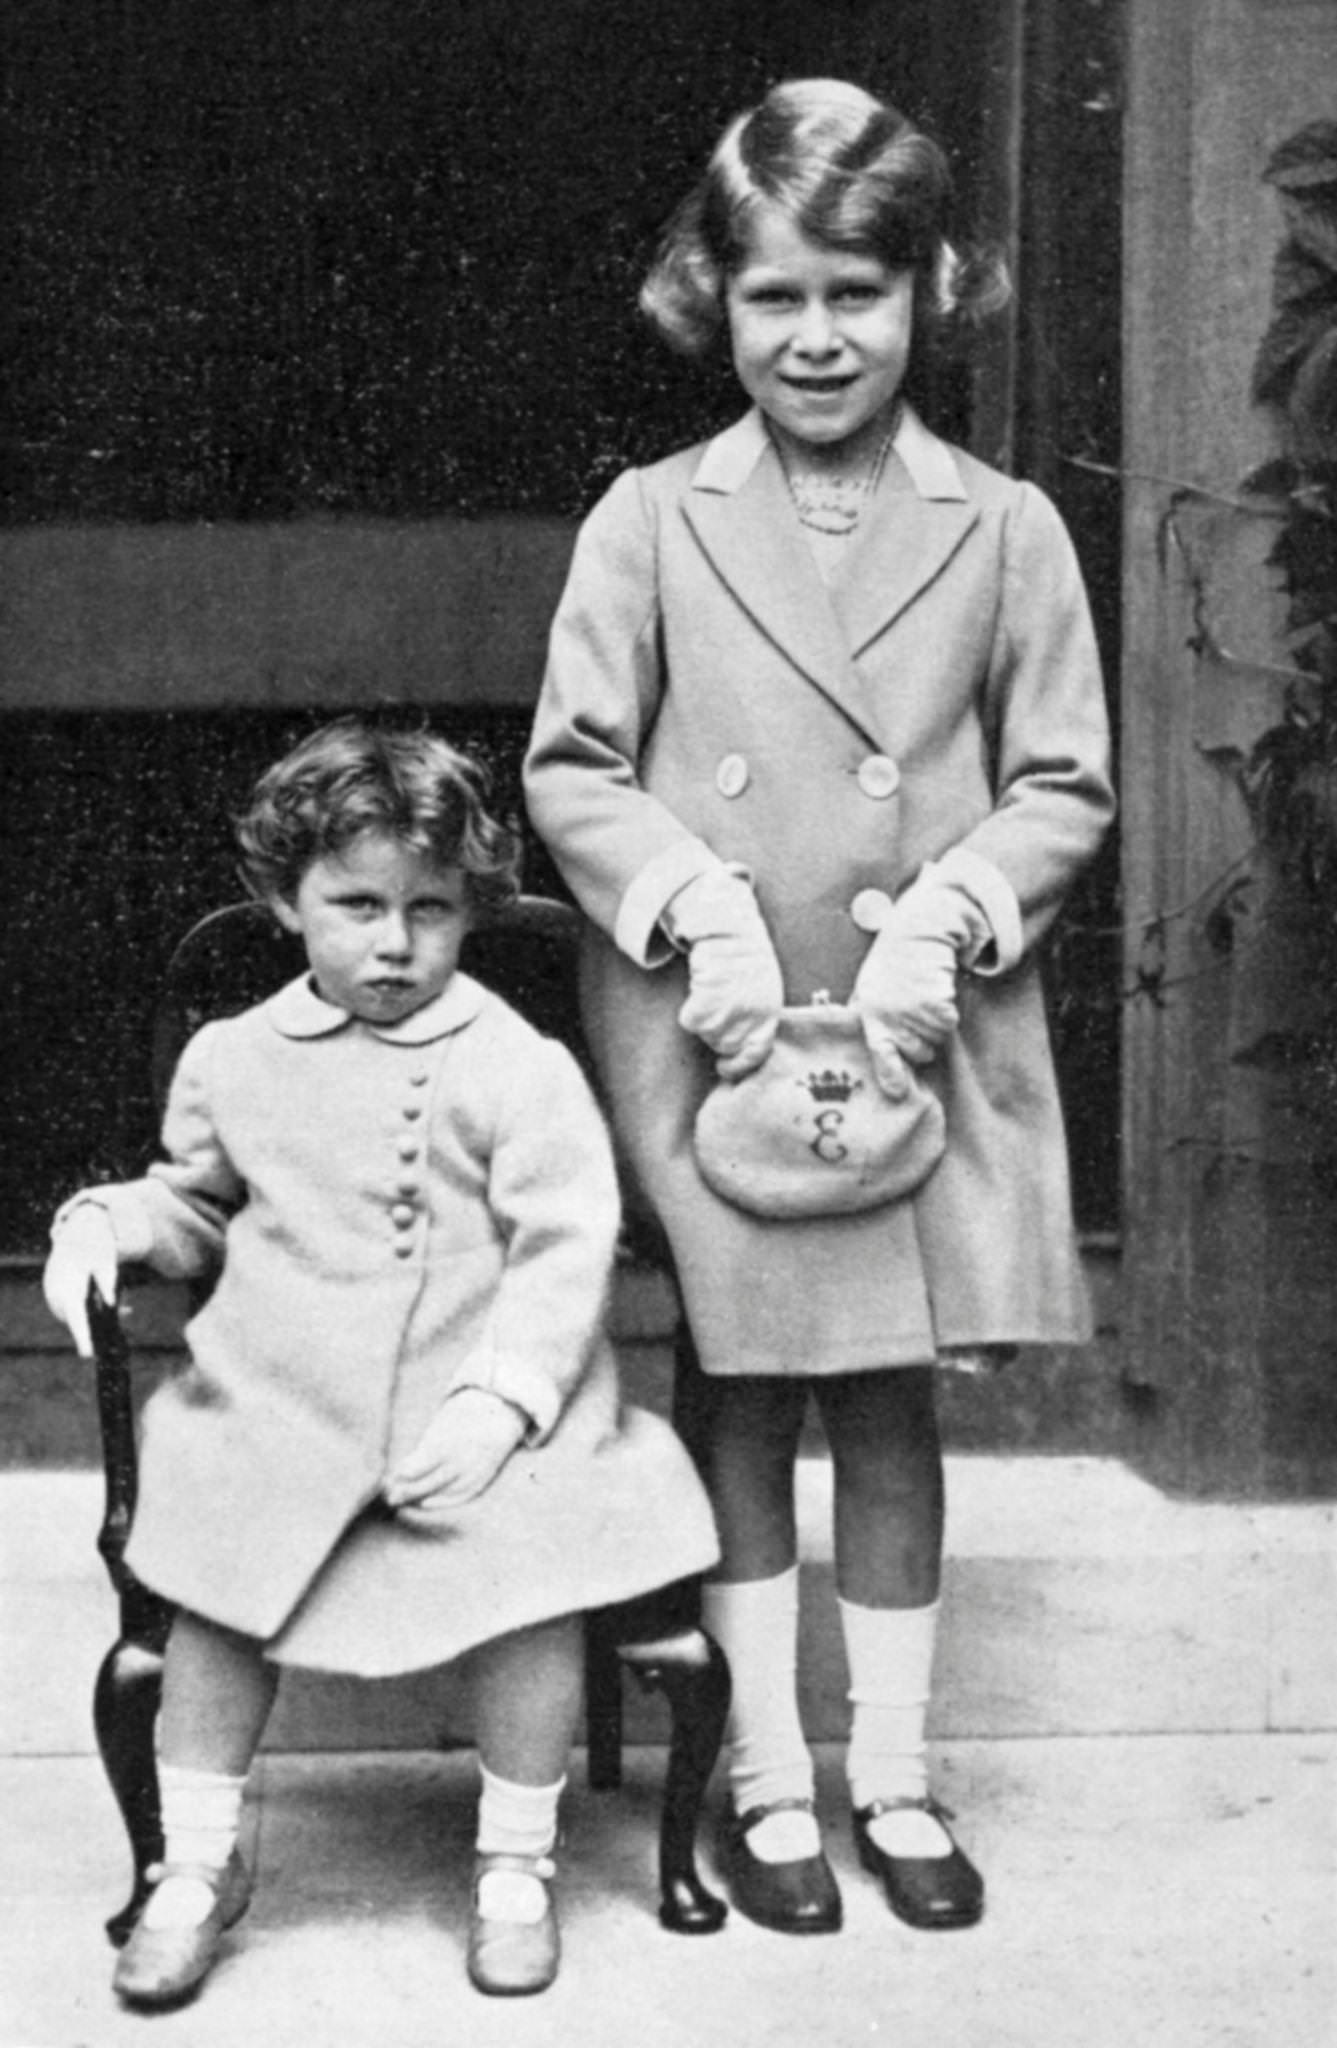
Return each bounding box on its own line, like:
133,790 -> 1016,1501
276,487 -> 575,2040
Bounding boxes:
858,1796 -> 956,1824
144,1857 -> 236,1891
734,1796 -> 817,1833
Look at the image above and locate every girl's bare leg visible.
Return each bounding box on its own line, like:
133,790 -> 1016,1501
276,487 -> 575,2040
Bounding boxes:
694,1375 -> 820,1861
115,1611 -> 277,1985
158,1609 -> 279,1775
695,1371 -> 808,1583
467,1614 -> 584,1992
470,1613 -> 584,1787
813,1366 -> 944,1608
814,1368 -> 962,1865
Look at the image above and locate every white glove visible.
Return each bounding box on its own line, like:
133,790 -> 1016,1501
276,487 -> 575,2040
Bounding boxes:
43,1203 -> 120,1358
852,867 -> 987,1100
664,868 -> 784,1079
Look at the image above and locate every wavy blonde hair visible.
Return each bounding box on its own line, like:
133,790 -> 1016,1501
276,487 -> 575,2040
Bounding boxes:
236,719 -> 521,913
640,78 -> 1007,366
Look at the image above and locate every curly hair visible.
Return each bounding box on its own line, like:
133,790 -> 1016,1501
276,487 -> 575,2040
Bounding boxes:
640,78 -> 1007,368
235,719 -> 521,914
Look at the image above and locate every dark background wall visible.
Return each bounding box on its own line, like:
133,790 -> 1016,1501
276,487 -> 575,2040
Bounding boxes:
0,0 -> 1121,1252
4,0 -> 997,526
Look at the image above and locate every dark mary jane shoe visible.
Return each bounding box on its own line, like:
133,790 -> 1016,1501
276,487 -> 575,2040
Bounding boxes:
854,1797 -> 985,1930
112,1850 -> 252,2009
718,1798 -> 842,1935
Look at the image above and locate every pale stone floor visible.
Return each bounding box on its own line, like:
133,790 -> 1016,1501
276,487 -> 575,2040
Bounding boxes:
3,1735 -> 1334,2048
4,1463 -> 1335,2047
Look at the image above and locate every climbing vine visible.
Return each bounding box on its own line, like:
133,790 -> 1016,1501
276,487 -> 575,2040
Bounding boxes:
1237,120 -> 1337,897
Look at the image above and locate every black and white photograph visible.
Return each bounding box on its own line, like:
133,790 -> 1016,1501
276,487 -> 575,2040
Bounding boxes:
2,3 -> 1334,2043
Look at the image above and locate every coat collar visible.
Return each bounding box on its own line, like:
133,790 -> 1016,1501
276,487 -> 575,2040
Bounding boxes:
690,402 -> 967,502
266,970 -> 487,1044
683,405 -> 979,741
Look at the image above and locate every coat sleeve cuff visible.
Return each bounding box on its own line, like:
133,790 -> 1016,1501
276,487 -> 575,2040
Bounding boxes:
930,846 -> 1025,975
614,837 -> 722,967
451,1360 -> 561,1446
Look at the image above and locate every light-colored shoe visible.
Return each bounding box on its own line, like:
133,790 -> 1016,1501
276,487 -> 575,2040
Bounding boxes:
466,1852 -> 560,1997
112,1849 -> 252,2008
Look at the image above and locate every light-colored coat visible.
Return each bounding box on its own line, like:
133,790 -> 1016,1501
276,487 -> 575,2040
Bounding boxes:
524,407 -> 1115,1377
85,971 -> 719,1675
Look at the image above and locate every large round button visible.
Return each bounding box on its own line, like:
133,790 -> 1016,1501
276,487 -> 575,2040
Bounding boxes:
850,888 -> 895,933
394,1242 -> 414,1260
397,1138 -> 421,1162
391,1203 -> 416,1230
857,754 -> 901,799
402,1103 -> 422,1121
408,1071 -> 430,1088
715,753 -> 750,799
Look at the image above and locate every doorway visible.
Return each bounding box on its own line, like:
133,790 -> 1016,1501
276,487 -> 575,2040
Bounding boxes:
2,0 -> 1121,1246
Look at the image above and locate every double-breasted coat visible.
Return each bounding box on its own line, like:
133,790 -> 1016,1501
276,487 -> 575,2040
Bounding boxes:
73,970 -> 719,1675
524,406 -> 1115,1378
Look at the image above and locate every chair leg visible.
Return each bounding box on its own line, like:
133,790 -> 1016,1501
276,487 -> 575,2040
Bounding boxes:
584,1610 -> 626,1791
619,1626 -> 731,1933
88,1285 -> 176,1944
93,1632 -> 167,1945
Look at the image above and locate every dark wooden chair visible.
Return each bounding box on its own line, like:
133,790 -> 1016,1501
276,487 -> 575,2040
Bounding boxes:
87,894 -> 728,1945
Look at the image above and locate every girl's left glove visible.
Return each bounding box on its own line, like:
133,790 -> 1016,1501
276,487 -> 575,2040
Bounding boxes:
43,1202 -> 120,1358
852,866 -> 988,1100
383,1388 -> 528,1514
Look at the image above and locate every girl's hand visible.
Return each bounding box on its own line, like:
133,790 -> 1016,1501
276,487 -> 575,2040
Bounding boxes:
383,1389 -> 528,1514
852,870 -> 984,1098
42,1204 -> 119,1358
853,936 -> 959,1098
665,868 -> 783,1078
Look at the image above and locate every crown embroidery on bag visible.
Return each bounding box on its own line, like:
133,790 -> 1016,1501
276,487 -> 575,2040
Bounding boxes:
801,1068 -> 862,1103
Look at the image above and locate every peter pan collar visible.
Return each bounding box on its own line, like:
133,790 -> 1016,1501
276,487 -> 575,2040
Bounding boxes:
691,403 -> 968,503
266,971 -> 487,1043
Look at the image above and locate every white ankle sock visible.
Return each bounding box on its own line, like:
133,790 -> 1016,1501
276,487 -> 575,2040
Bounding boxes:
701,1569 -> 819,1863
840,1597 -> 951,1859
145,1763 -> 247,1928
475,1765 -> 563,1922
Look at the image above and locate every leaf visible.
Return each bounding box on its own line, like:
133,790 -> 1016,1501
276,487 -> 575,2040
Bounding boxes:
1271,243 -> 1337,313
1232,1025 -> 1337,1070
1203,885 -> 1247,957
1251,304 -> 1337,408
1291,328 -> 1337,455
1266,506 -> 1337,628
1263,121 -> 1337,191
1282,201 -> 1337,276
1239,455 -> 1297,500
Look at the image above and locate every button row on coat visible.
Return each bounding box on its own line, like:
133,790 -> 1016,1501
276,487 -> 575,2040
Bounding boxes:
713,752 -> 901,799
392,1072 -> 430,1256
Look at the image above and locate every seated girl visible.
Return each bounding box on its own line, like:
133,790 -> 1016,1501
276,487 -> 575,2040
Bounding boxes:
44,717 -> 719,2006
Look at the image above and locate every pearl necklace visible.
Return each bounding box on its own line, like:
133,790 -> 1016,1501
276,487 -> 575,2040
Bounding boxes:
782,417 -> 898,536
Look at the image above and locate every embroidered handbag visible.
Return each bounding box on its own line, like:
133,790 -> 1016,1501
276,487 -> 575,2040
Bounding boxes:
693,1000 -> 946,1219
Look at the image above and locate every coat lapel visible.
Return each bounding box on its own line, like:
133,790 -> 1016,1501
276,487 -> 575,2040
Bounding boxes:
682,413 -> 885,747
682,407 -> 980,738
831,485 -> 979,659
829,408 -> 979,658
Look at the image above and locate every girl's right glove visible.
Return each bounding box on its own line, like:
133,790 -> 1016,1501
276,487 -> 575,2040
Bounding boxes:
852,865 -> 988,1100
383,1387 -> 529,1515
42,1202 -> 120,1358
664,867 -> 784,1079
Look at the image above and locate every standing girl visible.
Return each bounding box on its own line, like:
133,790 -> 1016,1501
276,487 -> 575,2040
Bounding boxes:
44,720 -> 718,2003
525,79 -> 1113,1934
